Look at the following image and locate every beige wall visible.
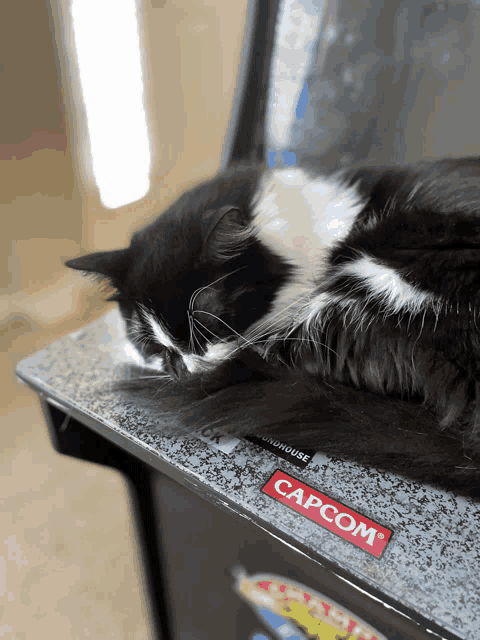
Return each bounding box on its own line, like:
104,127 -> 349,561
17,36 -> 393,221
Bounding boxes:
1,0 -> 248,327
0,0 -> 80,295
1,3 -> 248,636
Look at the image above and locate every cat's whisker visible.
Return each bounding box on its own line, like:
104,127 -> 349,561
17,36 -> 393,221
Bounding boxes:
128,375 -> 171,381
245,291 -> 314,342
191,324 -> 207,355
188,312 -> 210,356
191,310 -> 245,342
128,323 -> 150,338
189,284 -> 208,317
191,318 -> 221,344
240,313 -> 302,354
131,334 -> 153,353
413,307 -> 428,350
221,327 -> 340,362
188,272 -> 242,351
248,335 -> 340,355
191,309 -> 276,358
152,381 -> 174,398
187,310 -> 196,353
188,267 -> 247,316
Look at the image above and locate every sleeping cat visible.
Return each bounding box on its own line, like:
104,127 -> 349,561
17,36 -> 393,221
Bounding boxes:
66,157 -> 480,494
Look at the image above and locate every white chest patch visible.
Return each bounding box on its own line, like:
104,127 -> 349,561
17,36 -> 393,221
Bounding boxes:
253,168 -> 364,278
247,168 -> 364,338
140,307 -> 177,351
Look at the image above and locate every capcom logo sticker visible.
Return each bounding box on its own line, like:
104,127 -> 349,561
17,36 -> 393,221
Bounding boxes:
262,470 -> 392,557
233,568 -> 388,640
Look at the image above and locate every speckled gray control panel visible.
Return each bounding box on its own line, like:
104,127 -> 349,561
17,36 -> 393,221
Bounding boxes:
16,310 -> 480,639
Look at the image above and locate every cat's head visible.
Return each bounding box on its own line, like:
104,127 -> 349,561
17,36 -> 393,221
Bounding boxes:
66,166 -> 293,380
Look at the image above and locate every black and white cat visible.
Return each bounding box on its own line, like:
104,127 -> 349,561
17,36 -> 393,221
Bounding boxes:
67,157 -> 480,493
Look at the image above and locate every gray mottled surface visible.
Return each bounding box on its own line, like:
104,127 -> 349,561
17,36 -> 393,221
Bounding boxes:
16,309 -> 480,639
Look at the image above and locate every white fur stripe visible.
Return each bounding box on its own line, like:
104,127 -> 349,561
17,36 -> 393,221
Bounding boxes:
182,341 -> 239,373
302,292 -> 337,327
122,341 -> 166,372
139,306 -> 177,351
248,168 -> 364,340
122,341 -> 147,366
339,256 -> 436,313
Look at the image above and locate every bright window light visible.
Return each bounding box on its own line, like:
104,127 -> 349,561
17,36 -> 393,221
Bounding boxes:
71,0 -> 151,209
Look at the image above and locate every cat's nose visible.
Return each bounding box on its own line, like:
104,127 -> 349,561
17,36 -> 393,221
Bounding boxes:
164,350 -> 189,381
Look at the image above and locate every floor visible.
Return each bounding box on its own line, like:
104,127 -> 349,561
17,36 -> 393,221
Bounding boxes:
1,274 -> 152,638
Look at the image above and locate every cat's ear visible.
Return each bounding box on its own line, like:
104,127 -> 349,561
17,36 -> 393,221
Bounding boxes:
203,205 -> 251,261
206,205 -> 249,237
65,249 -> 129,281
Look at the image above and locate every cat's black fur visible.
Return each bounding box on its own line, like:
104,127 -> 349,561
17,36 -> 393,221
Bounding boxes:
66,158 -> 480,496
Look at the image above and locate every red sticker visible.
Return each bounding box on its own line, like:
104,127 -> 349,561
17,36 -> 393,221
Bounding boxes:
262,470 -> 392,557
